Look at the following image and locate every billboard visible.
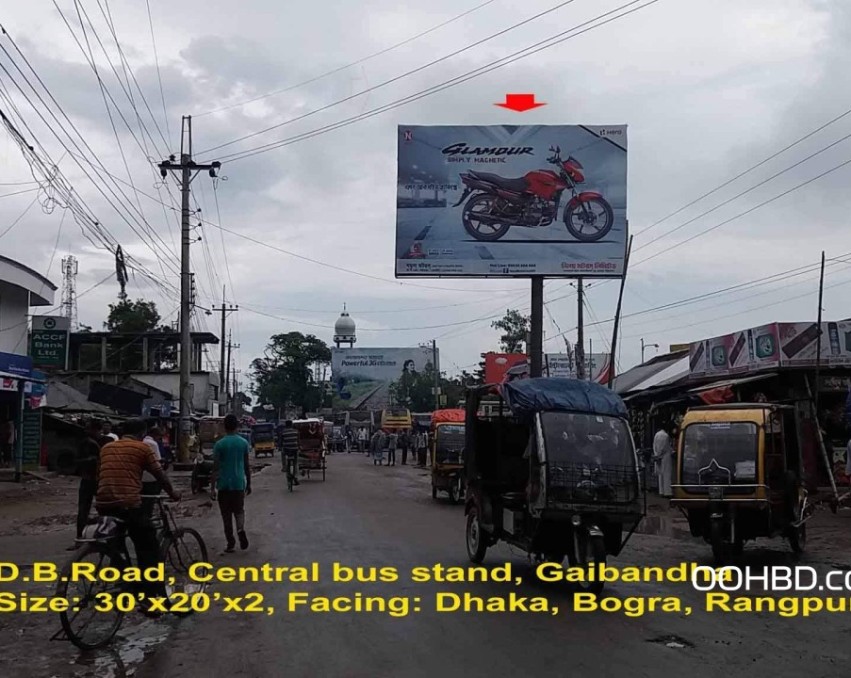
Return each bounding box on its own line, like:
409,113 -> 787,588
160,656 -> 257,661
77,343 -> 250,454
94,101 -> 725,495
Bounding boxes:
331,347 -> 436,405
396,125 -> 628,278
483,352 -> 611,383
688,321 -> 851,379
484,353 -> 528,383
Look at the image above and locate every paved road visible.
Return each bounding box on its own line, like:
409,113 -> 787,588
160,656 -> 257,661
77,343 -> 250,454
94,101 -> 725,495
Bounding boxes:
124,454 -> 849,678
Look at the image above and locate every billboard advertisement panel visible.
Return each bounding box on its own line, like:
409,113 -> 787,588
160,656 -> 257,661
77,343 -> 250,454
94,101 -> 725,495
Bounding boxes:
688,321 -> 851,379
331,347 -> 436,406
483,353 -> 527,384
396,125 -> 628,278
483,352 -> 611,382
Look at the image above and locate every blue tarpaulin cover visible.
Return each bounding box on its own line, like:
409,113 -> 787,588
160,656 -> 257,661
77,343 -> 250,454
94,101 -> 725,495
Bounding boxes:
501,378 -> 628,418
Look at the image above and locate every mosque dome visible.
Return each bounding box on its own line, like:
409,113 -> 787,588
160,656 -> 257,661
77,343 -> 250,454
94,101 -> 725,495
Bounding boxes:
333,305 -> 356,345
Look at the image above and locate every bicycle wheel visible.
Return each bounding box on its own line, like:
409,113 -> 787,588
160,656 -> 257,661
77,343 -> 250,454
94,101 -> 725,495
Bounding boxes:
162,528 -> 208,615
58,543 -> 126,650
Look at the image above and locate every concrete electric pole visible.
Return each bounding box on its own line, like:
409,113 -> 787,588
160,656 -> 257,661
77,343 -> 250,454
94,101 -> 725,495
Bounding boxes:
575,278 -> 586,380
213,285 -> 238,403
158,116 -> 221,462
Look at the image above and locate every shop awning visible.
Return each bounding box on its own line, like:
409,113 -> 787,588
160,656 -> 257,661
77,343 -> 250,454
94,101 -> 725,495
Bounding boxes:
687,372 -> 778,394
688,372 -> 778,403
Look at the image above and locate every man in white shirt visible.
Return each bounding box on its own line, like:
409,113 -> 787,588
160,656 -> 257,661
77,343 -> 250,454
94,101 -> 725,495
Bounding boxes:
141,423 -> 163,515
653,423 -> 674,498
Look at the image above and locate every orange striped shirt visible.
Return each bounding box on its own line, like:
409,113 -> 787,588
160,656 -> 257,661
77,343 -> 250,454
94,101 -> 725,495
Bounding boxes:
96,438 -> 161,510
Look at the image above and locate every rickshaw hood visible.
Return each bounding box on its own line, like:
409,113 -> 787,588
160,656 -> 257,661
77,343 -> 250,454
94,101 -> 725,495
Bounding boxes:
501,378 -> 627,418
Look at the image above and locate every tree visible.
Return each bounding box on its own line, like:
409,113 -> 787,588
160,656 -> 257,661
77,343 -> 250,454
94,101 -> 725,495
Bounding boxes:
389,364 -> 470,411
105,299 -> 161,333
250,332 -> 331,412
491,309 -> 530,353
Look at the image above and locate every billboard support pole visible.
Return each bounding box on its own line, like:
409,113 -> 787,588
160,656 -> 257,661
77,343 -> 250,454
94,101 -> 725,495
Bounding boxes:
575,278 -> 585,380
814,250 -> 825,415
530,277 -> 544,378
432,339 -> 440,409
609,235 -> 633,389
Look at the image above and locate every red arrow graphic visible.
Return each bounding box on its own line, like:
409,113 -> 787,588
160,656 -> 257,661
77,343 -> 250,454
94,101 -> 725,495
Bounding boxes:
495,93 -> 546,112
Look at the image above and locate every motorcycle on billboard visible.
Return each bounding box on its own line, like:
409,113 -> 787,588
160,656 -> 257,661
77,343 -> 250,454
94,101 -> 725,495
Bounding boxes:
452,146 -> 614,243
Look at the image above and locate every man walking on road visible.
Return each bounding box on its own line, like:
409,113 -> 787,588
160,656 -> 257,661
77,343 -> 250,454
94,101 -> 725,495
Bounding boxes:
653,422 -> 674,498
386,430 -> 397,466
96,418 -> 180,615
210,414 -> 252,553
400,429 -> 411,465
70,419 -> 109,548
280,420 -> 300,485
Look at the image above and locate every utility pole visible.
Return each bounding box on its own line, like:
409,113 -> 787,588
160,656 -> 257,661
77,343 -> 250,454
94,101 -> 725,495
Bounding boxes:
158,116 -> 221,462
575,278 -> 586,380
641,338 -> 659,363
814,250 -> 826,415
213,285 -> 238,400
529,277 -> 544,377
226,332 -> 240,412
432,339 -> 440,410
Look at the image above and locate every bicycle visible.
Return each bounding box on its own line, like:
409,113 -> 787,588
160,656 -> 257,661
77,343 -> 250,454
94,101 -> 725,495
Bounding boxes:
56,496 -> 208,650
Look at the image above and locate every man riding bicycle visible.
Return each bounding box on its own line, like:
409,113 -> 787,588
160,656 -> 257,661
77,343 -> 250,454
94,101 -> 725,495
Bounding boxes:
280,420 -> 300,485
95,417 -> 180,616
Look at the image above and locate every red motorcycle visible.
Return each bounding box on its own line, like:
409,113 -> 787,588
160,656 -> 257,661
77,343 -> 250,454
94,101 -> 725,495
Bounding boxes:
452,146 -> 614,242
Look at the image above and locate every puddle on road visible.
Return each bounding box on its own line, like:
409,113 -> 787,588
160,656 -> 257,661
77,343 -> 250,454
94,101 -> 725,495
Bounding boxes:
647,634 -> 694,649
69,618 -> 171,678
634,515 -> 693,541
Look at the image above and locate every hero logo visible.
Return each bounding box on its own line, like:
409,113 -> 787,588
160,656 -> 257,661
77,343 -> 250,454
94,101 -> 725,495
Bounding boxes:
442,143 -> 534,157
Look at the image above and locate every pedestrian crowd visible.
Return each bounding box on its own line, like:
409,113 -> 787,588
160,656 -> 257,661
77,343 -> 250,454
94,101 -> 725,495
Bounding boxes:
365,427 -> 429,467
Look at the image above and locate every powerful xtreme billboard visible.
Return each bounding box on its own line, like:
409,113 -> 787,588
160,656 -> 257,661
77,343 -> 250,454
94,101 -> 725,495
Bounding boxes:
396,125 -> 627,278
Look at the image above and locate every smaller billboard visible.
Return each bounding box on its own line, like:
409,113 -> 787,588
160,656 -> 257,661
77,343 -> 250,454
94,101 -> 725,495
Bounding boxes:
484,353 -> 527,384
688,321 -> 851,379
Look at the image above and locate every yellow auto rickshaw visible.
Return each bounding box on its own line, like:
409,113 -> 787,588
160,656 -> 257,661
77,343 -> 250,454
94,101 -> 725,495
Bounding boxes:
430,409 -> 466,503
672,403 -> 810,563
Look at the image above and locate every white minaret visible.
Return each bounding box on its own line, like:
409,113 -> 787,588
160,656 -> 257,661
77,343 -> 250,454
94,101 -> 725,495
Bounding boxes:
333,304 -> 357,348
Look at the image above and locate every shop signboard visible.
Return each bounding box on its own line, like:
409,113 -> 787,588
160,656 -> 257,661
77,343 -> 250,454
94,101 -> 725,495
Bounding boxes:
0,351 -> 32,378
396,125 -> 628,278
688,321 -> 851,379
30,315 -> 70,369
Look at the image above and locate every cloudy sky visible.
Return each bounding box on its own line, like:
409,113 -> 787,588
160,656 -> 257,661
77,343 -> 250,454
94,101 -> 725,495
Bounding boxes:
0,0 -> 848,390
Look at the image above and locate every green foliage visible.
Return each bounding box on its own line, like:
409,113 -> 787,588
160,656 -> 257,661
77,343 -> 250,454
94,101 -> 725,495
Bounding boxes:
250,332 -> 331,412
389,364 -> 474,411
105,299 -> 161,333
491,309 -> 530,354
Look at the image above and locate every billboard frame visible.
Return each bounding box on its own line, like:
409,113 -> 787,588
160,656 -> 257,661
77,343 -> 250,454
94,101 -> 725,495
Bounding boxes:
395,124 -> 628,280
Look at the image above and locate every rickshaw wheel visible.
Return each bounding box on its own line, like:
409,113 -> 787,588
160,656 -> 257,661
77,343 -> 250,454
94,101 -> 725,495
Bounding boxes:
466,507 -> 488,563
788,523 -> 806,553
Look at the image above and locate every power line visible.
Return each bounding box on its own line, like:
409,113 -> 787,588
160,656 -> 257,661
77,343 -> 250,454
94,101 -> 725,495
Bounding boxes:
193,0 -> 499,118
0,194 -> 38,239
633,104 -> 851,238
200,0 -> 579,154
633,130 -> 851,254
631,156 -> 851,268
207,0 -> 661,162
144,0 -> 171,146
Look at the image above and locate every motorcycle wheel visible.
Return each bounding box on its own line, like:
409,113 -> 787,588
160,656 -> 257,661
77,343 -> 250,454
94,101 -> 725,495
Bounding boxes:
462,194 -> 510,242
563,197 -> 614,242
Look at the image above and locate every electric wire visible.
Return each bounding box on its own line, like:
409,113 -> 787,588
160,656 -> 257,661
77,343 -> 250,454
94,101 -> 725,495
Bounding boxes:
200,0 -> 580,154
194,0 -> 499,118
210,0 -> 660,163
